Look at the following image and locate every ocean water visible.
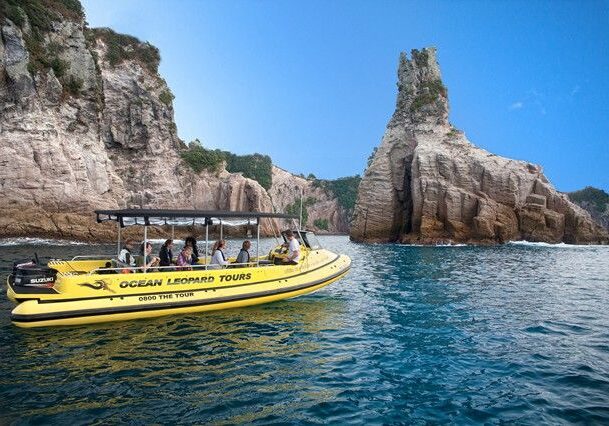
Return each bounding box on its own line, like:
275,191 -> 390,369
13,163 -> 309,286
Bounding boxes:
1,236 -> 608,424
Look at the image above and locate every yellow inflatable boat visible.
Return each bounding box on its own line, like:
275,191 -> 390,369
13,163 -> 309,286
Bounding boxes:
6,209 -> 351,328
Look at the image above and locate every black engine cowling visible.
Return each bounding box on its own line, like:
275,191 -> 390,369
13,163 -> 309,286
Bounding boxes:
12,260 -> 57,288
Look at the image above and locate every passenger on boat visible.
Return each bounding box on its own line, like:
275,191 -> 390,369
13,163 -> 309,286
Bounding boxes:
159,239 -> 174,267
98,261 -> 115,274
118,239 -> 137,267
141,242 -> 160,269
185,236 -> 200,264
209,240 -> 229,269
176,246 -> 193,270
282,230 -> 300,265
234,240 -> 251,266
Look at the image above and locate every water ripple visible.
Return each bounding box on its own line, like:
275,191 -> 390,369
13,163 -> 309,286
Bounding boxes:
0,238 -> 608,423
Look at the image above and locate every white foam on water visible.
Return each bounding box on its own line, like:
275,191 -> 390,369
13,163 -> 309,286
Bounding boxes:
508,240 -> 608,248
0,238 -> 193,247
146,238 -> 173,244
0,237 -> 90,246
401,243 -> 469,247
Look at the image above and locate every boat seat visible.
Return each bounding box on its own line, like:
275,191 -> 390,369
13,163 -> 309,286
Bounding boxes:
111,259 -> 131,269
111,258 -> 143,274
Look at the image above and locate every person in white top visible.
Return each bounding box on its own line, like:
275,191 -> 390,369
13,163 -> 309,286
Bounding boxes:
282,230 -> 300,265
209,239 -> 229,269
118,239 -> 137,267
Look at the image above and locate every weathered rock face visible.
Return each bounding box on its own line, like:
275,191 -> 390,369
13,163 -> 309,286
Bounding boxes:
351,48 -> 608,244
568,187 -> 609,232
268,166 -> 349,234
0,6 -> 345,241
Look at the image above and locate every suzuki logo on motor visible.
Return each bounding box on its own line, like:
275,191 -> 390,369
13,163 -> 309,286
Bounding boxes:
30,277 -> 54,284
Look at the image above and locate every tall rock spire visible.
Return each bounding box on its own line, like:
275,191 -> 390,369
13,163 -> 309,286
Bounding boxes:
350,47 -> 608,244
392,48 -> 449,127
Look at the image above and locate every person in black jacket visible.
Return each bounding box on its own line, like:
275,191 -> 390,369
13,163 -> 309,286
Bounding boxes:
159,239 -> 174,268
235,240 -> 251,266
184,236 -> 199,264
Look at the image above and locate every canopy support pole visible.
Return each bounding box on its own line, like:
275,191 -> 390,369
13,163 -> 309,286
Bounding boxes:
143,225 -> 148,273
220,219 -> 223,241
256,218 -> 260,267
293,219 -> 304,244
205,222 -> 209,269
117,221 -> 121,258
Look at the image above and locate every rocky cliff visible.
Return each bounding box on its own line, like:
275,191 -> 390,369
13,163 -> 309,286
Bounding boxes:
351,48 -> 608,244
568,187 -> 609,232
0,1 -> 346,241
269,166 -> 349,234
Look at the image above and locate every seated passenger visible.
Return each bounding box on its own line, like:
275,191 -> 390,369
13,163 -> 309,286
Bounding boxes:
159,239 -> 174,268
282,230 -> 300,265
185,236 -> 200,264
234,240 -> 251,266
141,242 -> 160,270
176,246 -> 193,271
98,261 -> 115,274
119,239 -> 137,267
209,239 -> 229,269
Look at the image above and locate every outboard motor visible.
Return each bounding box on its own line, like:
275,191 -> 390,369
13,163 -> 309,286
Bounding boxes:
12,258 -> 57,288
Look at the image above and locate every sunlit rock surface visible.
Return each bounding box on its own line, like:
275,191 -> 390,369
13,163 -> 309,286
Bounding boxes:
0,6 -> 346,241
350,47 -> 608,244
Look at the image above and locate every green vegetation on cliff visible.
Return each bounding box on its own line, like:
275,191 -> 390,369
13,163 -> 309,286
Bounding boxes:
285,197 -> 317,225
0,0 -> 83,31
159,90 -> 175,106
87,28 -> 161,74
367,147 -> 378,168
313,218 -> 329,230
312,175 -> 361,214
224,153 -> 273,190
180,140 -> 273,190
1,0 -> 83,75
569,187 -> 609,212
410,79 -> 447,112
180,140 -> 225,173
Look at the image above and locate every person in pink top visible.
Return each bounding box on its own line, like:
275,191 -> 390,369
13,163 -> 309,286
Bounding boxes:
176,245 -> 193,270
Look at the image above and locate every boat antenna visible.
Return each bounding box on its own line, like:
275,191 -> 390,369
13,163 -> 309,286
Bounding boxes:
299,187 -> 304,231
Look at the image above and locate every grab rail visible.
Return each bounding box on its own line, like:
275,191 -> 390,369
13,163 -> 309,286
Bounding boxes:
88,261 -> 273,275
70,255 -> 116,261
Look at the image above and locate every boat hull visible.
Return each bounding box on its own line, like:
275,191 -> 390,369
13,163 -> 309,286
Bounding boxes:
8,251 -> 350,328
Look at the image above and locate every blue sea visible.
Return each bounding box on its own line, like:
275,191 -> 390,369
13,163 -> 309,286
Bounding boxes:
1,236 -> 608,424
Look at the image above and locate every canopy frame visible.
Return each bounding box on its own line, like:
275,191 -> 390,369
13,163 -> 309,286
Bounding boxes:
95,209 -> 299,228
97,208 -> 302,271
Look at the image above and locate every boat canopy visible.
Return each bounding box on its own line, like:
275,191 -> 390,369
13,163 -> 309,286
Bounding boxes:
95,209 -> 299,228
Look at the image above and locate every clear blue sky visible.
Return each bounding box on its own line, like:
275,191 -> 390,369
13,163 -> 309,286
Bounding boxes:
82,0 -> 608,192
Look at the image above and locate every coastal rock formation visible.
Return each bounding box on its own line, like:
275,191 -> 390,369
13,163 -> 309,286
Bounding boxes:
351,48 -> 608,244
568,187 -> 609,232
269,166 -> 349,234
0,3 -> 346,241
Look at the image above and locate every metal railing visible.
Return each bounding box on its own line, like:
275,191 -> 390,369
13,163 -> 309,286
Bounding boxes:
65,252 -> 304,275
88,260 -> 276,275
70,255 -> 116,261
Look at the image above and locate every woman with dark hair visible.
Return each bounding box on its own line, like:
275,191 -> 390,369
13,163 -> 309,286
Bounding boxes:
184,236 -> 199,264
159,239 -> 174,268
209,239 -> 229,269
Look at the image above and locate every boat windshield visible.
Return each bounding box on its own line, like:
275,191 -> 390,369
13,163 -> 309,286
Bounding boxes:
283,230 -> 322,250
304,232 -> 322,250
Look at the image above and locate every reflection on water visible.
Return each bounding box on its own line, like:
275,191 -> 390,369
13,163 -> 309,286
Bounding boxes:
1,237 -> 609,423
